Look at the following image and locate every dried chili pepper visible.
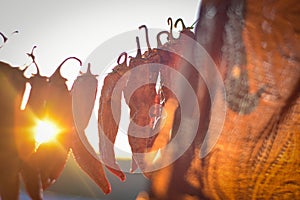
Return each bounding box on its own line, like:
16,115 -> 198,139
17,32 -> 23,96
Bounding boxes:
14,47 -> 111,195
98,52 -> 128,181
71,62 -> 113,192
72,63 -> 98,132
33,57 -> 82,190
122,25 -> 162,172
14,46 -> 47,200
149,18 -> 201,153
0,60 -> 28,200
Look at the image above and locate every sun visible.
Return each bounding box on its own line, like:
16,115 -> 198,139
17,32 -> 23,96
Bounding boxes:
34,119 -> 61,149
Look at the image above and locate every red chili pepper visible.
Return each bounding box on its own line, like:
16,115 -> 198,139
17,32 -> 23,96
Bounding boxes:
98,52 -> 128,181
72,63 -> 98,131
0,60 -> 28,200
17,47 -> 111,195
123,25 -> 161,173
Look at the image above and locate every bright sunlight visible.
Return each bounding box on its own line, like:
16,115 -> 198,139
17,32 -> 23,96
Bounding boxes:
34,119 -> 61,150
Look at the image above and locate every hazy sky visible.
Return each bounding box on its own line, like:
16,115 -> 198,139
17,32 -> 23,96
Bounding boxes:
0,0 -> 201,159
0,0 -> 200,74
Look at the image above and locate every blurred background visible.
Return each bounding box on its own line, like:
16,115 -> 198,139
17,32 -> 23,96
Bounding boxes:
1,0 -> 199,199
20,158 -> 150,200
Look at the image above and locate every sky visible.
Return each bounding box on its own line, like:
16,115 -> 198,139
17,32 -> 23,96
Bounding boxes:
0,0 -> 200,159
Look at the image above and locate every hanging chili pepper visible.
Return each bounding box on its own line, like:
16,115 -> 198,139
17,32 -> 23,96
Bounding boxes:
0,60 -> 28,200
72,63 -> 98,132
123,25 -> 161,173
98,52 -> 128,181
33,57 -> 82,190
14,46 -> 46,200
15,47 -> 111,195
72,62 -> 113,192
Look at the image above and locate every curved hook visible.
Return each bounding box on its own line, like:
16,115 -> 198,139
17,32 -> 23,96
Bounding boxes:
156,31 -> 170,47
139,25 -> 151,52
57,57 -> 82,70
167,17 -> 175,41
0,31 -> 18,48
52,56 -> 82,79
117,52 -> 128,65
174,18 -> 187,31
113,52 -> 128,73
0,30 -> 18,48
0,32 -> 8,43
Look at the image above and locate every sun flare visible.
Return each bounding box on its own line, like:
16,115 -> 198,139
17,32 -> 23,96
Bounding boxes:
34,119 -> 61,149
